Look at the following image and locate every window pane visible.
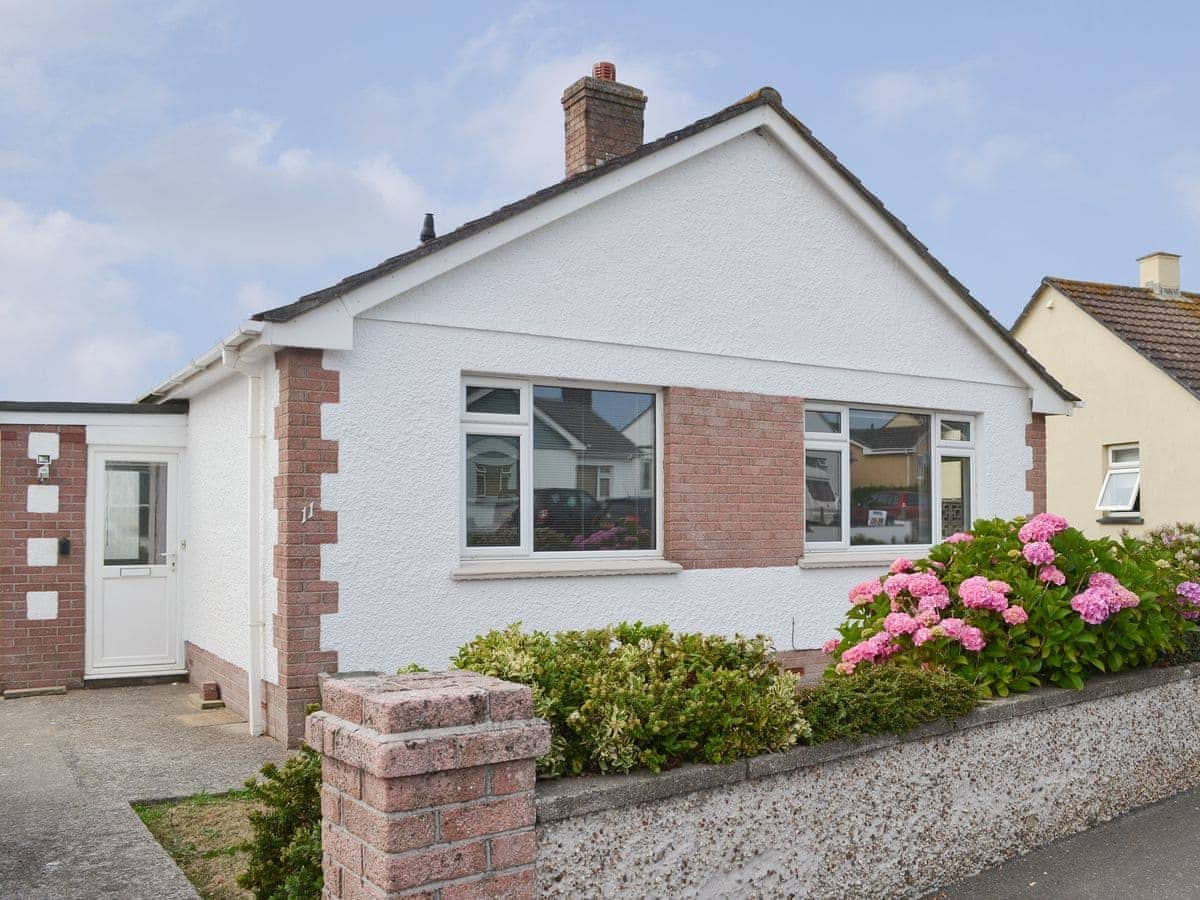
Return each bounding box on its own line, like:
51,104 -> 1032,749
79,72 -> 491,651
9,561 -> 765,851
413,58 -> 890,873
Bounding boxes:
465,386 -> 520,415
1111,446 -> 1139,464
1099,470 -> 1139,509
940,419 -> 971,442
849,409 -> 932,545
940,456 -> 972,538
533,386 -> 655,551
465,435 -> 520,547
805,410 -> 841,434
805,449 -> 842,542
104,462 -> 167,565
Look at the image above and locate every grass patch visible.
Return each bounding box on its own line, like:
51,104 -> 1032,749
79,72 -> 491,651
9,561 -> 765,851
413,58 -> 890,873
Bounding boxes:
133,790 -> 257,899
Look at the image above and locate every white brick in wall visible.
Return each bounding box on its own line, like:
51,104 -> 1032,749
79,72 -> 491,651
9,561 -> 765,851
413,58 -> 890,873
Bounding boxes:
26,485 -> 59,514
26,591 -> 58,620
26,538 -> 58,567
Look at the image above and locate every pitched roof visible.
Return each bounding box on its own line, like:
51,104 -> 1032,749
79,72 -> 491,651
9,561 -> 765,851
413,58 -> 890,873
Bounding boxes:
250,87 -> 1076,403
1034,277 -> 1200,400
533,397 -> 637,456
850,424 -> 928,453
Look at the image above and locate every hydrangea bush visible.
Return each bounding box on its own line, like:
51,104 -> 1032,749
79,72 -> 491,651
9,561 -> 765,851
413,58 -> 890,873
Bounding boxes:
825,514 -> 1194,696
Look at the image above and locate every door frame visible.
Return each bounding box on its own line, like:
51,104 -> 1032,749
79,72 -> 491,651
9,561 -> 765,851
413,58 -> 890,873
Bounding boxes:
85,444 -> 186,678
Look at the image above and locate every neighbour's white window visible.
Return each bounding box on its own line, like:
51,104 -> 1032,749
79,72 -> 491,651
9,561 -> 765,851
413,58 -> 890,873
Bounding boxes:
461,377 -> 660,557
804,405 -> 977,550
1096,444 -> 1140,516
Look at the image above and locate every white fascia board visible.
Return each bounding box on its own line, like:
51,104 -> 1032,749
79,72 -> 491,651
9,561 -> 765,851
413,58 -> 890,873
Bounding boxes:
0,411 -> 188,427
139,324 -> 267,402
757,108 -> 1074,416
337,114 -> 757,323
260,298 -> 355,351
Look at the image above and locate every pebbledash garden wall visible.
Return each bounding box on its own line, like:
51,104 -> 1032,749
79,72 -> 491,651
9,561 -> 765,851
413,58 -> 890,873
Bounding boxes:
312,666 -> 1200,898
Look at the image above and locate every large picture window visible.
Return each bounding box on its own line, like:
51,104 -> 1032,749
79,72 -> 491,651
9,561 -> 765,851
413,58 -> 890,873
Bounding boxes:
461,378 -> 659,557
805,405 -> 976,550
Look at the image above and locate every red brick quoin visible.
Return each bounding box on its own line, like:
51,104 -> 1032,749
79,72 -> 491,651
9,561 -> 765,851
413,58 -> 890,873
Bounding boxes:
1025,412 -> 1047,516
309,672 -> 550,899
272,349 -> 340,746
662,387 -> 806,569
0,425 -> 87,693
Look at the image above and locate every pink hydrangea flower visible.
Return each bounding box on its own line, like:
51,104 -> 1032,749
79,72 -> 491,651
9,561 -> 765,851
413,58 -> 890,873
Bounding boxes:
1022,541 -> 1055,566
1018,512 -> 1069,544
945,532 -> 974,544
1082,572 -> 1140,614
916,606 -> 941,627
884,612 -> 920,636
959,575 -> 1009,612
849,581 -> 880,605
959,625 -> 987,652
889,557 -> 915,574
821,637 -> 841,654
835,660 -> 856,675
939,617 -> 965,639
1038,565 -> 1066,586
1088,572 -> 1118,592
1071,588 -> 1110,625
1002,605 -> 1029,625
884,573 -> 913,600
913,627 -> 934,646
907,573 -> 946,598
1178,582 -> 1200,619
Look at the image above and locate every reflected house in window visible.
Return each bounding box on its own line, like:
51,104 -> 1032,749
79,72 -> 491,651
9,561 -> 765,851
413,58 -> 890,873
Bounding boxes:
848,411 -> 932,546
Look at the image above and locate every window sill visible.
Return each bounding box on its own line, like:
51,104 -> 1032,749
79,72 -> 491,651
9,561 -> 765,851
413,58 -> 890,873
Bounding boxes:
452,558 -> 683,581
799,551 -> 921,570
1097,516 -> 1144,526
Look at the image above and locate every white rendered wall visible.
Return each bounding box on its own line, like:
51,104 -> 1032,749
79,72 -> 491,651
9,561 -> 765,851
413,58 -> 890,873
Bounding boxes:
320,131 -> 1036,670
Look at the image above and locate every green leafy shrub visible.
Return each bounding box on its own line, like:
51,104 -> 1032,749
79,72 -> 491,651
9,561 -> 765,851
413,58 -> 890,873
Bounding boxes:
453,622 -> 809,776
827,514 -> 1193,697
1144,523 -> 1200,580
800,665 -> 978,743
238,744 -> 322,900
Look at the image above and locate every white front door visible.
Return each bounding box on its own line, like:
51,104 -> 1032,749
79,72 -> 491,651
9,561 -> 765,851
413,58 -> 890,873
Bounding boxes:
87,449 -> 183,677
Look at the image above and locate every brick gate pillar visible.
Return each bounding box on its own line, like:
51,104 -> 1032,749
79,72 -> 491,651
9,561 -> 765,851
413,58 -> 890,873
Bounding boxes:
308,671 -> 550,899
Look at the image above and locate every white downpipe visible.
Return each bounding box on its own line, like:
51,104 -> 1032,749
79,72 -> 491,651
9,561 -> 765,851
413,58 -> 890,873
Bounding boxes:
224,347 -> 267,736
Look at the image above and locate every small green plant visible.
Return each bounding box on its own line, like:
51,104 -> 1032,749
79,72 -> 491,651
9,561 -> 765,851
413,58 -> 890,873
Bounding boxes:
453,622 -> 809,776
800,666 -> 978,743
397,662 -> 428,674
238,744 -> 322,900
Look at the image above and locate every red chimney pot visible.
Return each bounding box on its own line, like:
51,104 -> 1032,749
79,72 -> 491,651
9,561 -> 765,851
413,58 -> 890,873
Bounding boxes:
592,61 -> 616,81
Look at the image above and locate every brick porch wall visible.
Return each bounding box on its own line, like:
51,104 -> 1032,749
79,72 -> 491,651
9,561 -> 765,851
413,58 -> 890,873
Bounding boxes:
1026,412 -> 1047,516
185,641 -> 250,720
272,349 -> 340,746
0,425 -> 87,693
662,388 -> 806,569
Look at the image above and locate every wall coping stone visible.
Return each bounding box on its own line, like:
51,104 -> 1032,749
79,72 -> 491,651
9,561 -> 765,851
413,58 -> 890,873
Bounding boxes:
534,664 -> 1197,824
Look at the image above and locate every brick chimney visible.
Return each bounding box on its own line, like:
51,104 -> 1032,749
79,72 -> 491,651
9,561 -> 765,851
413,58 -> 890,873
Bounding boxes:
1138,251 -> 1181,296
561,62 -> 647,178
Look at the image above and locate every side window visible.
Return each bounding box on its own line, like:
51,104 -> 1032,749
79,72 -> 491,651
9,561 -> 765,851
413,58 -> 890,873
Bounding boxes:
1097,444 -> 1140,516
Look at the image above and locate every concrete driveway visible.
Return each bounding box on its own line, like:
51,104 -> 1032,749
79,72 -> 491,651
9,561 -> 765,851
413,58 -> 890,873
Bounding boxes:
0,682 -> 288,899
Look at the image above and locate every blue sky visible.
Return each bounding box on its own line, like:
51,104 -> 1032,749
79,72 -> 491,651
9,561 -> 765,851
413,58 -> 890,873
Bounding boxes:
4,0 -> 1198,400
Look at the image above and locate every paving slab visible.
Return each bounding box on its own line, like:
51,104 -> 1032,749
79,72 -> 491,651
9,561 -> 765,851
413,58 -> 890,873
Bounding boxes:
0,681 -> 289,898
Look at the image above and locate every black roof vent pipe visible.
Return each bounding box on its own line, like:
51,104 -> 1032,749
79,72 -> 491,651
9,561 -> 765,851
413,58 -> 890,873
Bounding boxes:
419,213 -> 436,244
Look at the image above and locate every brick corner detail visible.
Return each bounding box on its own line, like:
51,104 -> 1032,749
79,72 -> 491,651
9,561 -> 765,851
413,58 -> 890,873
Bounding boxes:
1025,412 -> 1047,516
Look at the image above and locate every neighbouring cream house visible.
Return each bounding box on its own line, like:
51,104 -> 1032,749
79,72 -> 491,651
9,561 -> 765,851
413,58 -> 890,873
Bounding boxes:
1012,252 -> 1200,537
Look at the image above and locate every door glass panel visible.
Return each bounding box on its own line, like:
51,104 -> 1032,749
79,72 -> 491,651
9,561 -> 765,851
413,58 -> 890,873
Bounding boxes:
104,462 -> 167,565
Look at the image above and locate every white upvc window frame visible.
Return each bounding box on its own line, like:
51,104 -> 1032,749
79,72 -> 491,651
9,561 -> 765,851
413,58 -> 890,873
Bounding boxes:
1095,442 -> 1141,515
803,403 -> 978,555
459,375 -> 664,561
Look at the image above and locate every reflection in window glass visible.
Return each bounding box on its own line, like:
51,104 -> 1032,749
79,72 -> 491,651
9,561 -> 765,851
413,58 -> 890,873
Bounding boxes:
805,449 -> 842,542
104,462 -> 167,565
940,419 -> 971,442
805,410 -> 841,434
940,456 -> 972,538
465,386 -> 520,415
532,386 -> 655,552
1099,470 -> 1139,509
465,435 -> 520,547
849,409 -> 932,546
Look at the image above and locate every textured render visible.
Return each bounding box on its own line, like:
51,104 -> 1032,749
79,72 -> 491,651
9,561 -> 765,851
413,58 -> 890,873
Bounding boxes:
322,131 -> 1038,670
535,670 -> 1200,898
0,424 -> 86,692
311,672 -> 549,898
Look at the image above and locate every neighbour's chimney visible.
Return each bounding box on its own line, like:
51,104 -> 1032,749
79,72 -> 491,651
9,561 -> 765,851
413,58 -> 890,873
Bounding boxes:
1138,251 -> 1181,296
419,213 -> 436,244
561,62 -> 647,178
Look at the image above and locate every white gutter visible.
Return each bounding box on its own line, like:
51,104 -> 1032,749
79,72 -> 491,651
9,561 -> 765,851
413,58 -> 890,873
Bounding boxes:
222,342 -> 267,737
140,321 -> 265,403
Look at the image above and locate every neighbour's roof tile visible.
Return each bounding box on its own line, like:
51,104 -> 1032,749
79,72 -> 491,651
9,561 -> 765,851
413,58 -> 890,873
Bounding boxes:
1041,277 -> 1200,400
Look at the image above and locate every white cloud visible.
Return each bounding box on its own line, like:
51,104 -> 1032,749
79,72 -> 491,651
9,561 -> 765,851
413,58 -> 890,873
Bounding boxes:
0,198 -> 180,400
95,110 -> 432,267
850,65 -> 979,126
946,134 -> 1072,188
